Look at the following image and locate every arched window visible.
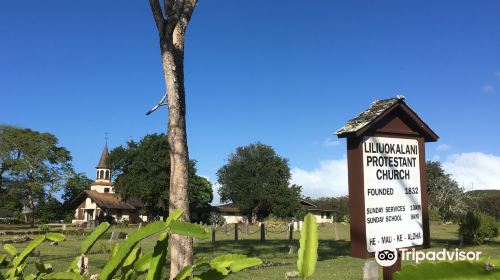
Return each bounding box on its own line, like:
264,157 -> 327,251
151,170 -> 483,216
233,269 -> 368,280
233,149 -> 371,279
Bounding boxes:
105,170 -> 110,180
96,170 -> 99,179
99,170 -> 104,179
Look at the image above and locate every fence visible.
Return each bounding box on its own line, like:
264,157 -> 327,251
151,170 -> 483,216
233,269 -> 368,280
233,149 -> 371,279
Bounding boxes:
210,222 -> 298,243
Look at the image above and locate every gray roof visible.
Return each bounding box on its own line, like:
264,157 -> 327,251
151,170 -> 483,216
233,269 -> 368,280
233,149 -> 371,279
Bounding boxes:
336,96 -> 404,136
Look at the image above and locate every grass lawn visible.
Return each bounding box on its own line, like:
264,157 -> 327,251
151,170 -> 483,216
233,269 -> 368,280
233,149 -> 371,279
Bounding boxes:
1,223 -> 499,279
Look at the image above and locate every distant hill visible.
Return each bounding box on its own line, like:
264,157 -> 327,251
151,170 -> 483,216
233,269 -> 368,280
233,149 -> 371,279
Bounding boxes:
467,189 -> 500,220
467,189 -> 500,196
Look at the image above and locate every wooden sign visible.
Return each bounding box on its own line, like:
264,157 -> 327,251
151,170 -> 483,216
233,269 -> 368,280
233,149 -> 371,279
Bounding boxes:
336,96 -> 438,259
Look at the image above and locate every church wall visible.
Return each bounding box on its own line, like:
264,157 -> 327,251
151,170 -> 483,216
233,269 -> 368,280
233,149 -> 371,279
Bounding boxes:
90,184 -> 114,193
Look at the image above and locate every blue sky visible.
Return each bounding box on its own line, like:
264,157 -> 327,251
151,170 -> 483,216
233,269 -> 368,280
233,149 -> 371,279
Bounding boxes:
1,1 -> 500,202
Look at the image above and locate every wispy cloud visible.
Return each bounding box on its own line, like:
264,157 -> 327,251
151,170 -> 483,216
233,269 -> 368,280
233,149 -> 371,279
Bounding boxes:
322,137 -> 340,147
290,151 -> 500,199
436,144 -> 451,152
291,157 -> 348,198
443,152 -> 500,191
483,85 -> 495,93
494,71 -> 500,78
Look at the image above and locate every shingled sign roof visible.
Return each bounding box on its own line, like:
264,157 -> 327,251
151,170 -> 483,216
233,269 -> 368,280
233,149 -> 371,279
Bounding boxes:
336,96 -> 438,142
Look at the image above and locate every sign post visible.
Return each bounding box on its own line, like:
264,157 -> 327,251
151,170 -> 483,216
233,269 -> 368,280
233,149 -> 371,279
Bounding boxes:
336,96 -> 438,279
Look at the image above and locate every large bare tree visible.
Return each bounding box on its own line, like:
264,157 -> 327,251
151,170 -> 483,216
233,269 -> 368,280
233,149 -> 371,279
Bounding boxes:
148,0 -> 197,278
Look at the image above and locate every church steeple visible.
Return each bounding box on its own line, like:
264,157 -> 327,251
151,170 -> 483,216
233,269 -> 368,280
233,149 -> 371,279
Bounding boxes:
95,144 -> 111,183
96,143 -> 110,169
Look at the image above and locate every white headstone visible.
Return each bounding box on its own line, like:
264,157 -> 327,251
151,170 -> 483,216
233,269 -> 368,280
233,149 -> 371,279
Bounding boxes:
109,231 -> 118,242
363,260 -> 378,280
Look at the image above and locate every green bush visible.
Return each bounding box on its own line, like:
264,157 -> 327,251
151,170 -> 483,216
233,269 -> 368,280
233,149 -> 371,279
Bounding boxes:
121,219 -> 130,227
209,212 -> 226,226
118,232 -> 128,239
341,214 -> 350,224
38,224 -> 49,233
459,211 -> 499,245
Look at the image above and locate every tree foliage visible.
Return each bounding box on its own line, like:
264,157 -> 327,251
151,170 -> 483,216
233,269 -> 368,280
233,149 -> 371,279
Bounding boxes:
459,211 -> 499,245
217,143 -> 302,221
308,196 -> 349,222
62,173 -> 93,205
426,161 -> 470,221
0,125 -> 73,224
60,173 -> 93,220
109,133 -> 212,220
467,190 -> 500,221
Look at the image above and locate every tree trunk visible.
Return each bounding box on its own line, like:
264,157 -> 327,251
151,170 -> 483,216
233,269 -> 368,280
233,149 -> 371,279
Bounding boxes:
148,1 -> 197,278
28,187 -> 35,228
162,25 -> 192,280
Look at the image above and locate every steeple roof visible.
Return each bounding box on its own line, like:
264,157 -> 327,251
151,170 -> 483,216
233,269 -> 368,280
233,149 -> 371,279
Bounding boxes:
96,144 -> 110,169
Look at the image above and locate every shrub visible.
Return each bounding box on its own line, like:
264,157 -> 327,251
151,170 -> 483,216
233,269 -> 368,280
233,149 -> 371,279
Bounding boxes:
38,224 -> 49,233
459,211 -> 499,245
98,214 -> 115,225
121,219 -> 130,227
209,212 -> 226,226
342,214 -> 350,224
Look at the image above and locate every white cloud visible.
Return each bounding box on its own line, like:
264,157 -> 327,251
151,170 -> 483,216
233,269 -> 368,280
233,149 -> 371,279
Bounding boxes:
494,71 -> 500,78
289,151 -> 500,200
199,175 -> 222,205
321,137 -> 340,147
483,85 -> 495,93
431,154 -> 441,161
291,157 -> 348,198
435,144 -> 451,152
443,152 -> 500,191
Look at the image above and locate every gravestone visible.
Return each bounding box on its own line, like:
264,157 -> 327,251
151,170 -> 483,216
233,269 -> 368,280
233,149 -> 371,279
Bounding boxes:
109,231 -> 119,242
363,260 -> 378,280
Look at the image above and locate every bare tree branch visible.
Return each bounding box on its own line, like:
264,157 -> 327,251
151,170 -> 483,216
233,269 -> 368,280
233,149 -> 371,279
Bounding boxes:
182,0 -> 197,19
164,0 -> 175,18
149,0 -> 166,35
174,0 -> 185,16
146,93 -> 168,115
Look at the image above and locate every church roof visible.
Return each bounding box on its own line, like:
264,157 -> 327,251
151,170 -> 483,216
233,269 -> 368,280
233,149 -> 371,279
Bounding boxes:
71,190 -> 142,210
96,144 -> 110,169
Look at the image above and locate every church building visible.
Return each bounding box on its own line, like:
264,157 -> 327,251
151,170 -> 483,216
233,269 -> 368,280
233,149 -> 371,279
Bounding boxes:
71,144 -> 145,224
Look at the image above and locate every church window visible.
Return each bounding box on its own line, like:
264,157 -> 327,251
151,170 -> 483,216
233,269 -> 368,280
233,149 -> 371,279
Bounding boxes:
104,188 -> 110,193
105,170 -> 110,179
99,170 -> 104,179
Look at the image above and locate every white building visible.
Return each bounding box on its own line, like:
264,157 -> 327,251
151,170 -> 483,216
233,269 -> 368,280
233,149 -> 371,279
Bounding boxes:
212,200 -> 335,224
71,144 -> 145,224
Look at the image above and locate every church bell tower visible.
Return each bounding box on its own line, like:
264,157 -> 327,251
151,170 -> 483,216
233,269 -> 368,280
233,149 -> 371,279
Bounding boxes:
91,144 -> 114,193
